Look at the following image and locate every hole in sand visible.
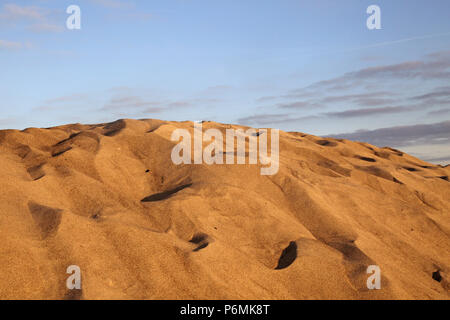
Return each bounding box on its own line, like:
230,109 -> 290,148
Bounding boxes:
315,140 -> 337,147
275,241 -> 297,270
193,242 -> 209,252
404,167 -> 420,172
432,270 -> 442,282
356,156 -> 376,163
189,232 -> 209,252
141,183 -> 192,202
189,233 -> 208,244
90,213 -> 101,220
439,176 -> 449,181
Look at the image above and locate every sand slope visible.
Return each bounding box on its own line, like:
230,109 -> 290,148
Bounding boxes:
0,119 -> 449,300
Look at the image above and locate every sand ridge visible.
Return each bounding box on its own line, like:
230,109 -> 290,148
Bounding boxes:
0,119 -> 449,299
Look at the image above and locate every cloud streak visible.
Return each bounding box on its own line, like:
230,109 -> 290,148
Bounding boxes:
0,3 -> 63,33
248,51 -> 450,131
0,39 -> 30,50
237,113 -> 317,126
325,105 -> 415,118
330,121 -> 450,148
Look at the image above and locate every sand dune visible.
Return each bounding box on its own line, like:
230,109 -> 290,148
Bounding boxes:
0,119 -> 449,299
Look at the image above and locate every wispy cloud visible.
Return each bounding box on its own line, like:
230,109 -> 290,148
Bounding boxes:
278,101 -> 320,109
29,23 -> 64,33
330,120 -> 450,148
349,32 -> 450,51
0,3 -> 47,21
325,105 -> 415,118
44,94 -> 91,104
237,113 -> 317,126
250,51 -> 450,128
427,108 -> 450,117
292,51 -> 450,97
100,94 -> 192,114
0,39 -> 31,50
411,86 -> 450,100
33,93 -> 93,112
0,3 -> 63,33
102,95 -> 162,110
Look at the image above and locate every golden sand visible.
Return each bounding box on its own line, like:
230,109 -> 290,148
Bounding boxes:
0,119 -> 448,299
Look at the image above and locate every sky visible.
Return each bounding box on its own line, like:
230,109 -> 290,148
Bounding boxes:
1,0 -> 450,164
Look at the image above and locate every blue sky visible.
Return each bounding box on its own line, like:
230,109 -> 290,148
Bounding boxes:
1,0 -> 450,163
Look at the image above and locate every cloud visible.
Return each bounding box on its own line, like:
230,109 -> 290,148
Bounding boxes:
424,155 -> 450,163
427,108 -> 450,116
346,52 -> 450,82
353,98 -> 398,107
306,57 -> 450,95
284,51 -> 450,99
100,93 -> 193,114
29,23 -> 64,33
33,93 -> 93,112
0,3 -> 63,33
325,106 -> 415,118
102,95 -> 163,111
237,113 -> 317,126
44,94 -> 90,104
0,39 -> 30,50
330,121 -> 450,148
349,32 -> 450,51
412,86 -> 450,100
256,96 -> 279,103
0,3 -> 47,21
237,113 -> 292,125
320,91 -> 397,104
277,101 -> 320,109
251,51 -> 450,127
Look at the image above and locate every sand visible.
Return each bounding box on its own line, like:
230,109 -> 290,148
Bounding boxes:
0,119 -> 448,300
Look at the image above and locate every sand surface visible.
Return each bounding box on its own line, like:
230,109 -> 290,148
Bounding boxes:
0,119 -> 449,300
